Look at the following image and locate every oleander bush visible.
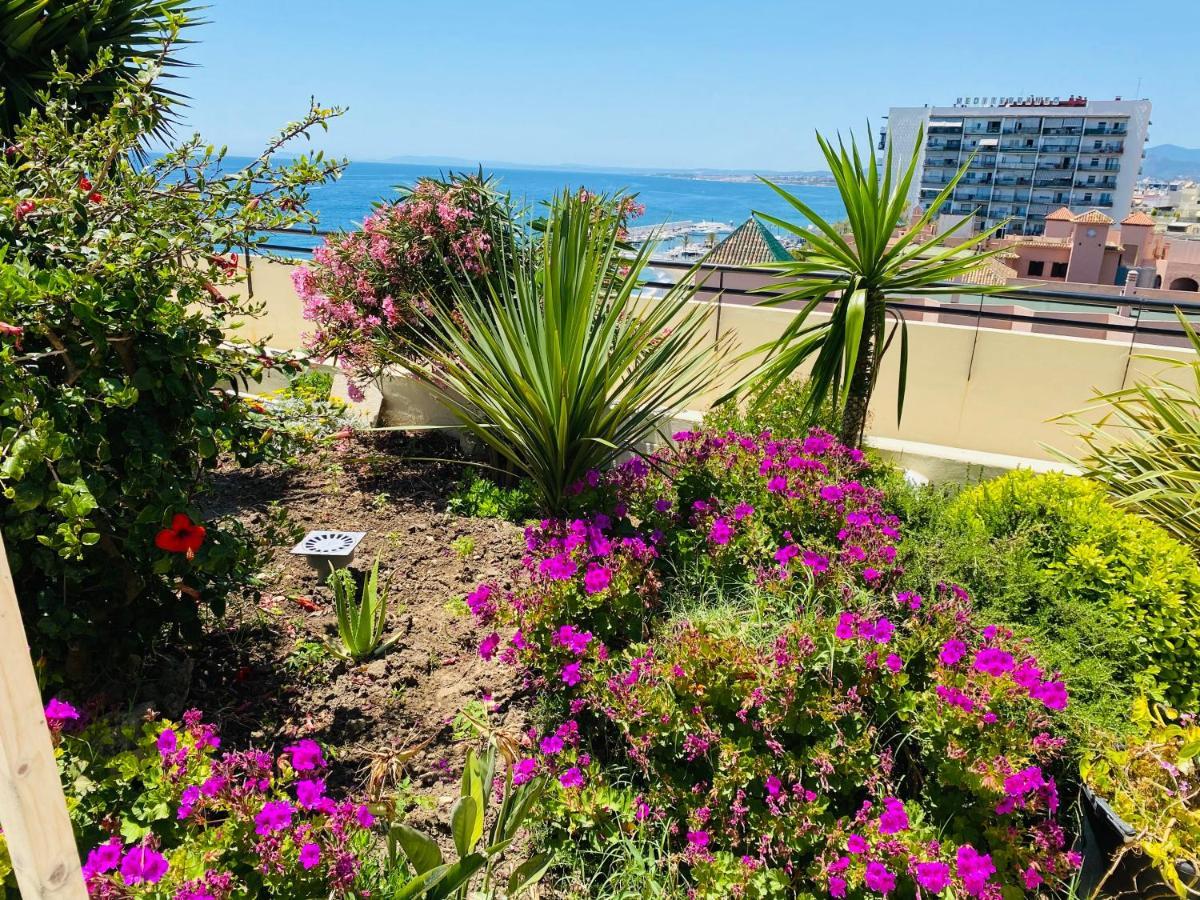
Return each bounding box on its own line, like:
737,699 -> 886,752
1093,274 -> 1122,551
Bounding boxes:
467,429 -> 1081,897
942,470 -> 1200,714
0,54 -> 343,667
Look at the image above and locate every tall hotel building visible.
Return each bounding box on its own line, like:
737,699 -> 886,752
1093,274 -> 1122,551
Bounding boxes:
882,97 -> 1151,236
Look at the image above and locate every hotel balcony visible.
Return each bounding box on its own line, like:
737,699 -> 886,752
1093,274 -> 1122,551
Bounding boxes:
1039,143 -> 1081,153
1042,126 -> 1083,135
1083,125 -> 1128,135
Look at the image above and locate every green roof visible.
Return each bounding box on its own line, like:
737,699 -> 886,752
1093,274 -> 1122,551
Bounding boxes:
707,217 -> 792,266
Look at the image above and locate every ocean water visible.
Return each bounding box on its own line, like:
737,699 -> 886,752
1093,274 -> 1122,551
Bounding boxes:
257,159 -> 847,254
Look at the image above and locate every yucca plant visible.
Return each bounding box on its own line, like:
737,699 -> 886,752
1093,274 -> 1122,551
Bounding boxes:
0,0 -> 197,137
730,126 -> 1008,446
325,557 -> 397,662
408,189 -> 728,514
1055,309 -> 1200,551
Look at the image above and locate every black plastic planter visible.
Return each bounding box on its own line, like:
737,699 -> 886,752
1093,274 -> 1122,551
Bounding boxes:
1076,785 -> 1198,898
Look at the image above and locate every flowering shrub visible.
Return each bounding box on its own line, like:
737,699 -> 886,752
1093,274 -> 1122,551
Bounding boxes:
0,53 -> 343,665
295,172 -> 515,394
11,703 -> 379,897
468,428 -> 1081,896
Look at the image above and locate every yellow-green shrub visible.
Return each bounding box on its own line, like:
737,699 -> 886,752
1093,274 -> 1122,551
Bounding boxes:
948,470 -> 1200,711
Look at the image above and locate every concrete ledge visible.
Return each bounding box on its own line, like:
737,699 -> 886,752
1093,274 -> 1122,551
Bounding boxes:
865,435 -> 1079,484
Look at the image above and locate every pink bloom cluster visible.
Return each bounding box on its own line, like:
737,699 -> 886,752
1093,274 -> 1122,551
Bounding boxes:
78,714 -> 375,898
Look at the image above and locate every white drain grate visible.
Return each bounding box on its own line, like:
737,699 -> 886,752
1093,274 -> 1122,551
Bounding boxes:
289,530 -> 366,571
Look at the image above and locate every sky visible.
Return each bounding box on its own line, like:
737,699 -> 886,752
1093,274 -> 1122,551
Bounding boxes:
178,0 -> 1200,172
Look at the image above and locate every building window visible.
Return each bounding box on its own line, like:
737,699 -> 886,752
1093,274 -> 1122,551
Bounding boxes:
1027,260 -> 1045,276
1050,262 -> 1068,278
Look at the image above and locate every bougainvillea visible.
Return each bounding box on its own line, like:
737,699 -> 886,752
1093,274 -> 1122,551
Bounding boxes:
467,428 -> 1081,897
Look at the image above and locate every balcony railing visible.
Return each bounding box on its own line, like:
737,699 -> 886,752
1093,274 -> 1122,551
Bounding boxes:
1075,180 -> 1118,189
1039,143 -> 1080,153
996,160 -> 1036,170
1084,126 -> 1128,135
1042,127 -> 1083,135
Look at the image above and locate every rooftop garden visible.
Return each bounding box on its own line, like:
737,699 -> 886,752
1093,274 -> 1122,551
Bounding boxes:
1,6 -> 1197,899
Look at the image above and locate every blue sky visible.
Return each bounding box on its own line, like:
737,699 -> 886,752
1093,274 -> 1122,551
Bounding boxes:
178,0 -> 1200,171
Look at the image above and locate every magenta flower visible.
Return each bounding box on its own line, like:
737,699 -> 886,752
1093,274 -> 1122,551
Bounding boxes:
955,845 -> 996,896
583,563 -> 612,595
862,566 -> 881,583
356,805 -> 375,828
539,735 -> 564,755
939,639 -> 967,666
846,833 -> 868,854
156,728 -> 178,756
819,484 -> 843,502
774,544 -> 799,566
766,475 -> 788,493
686,830 -> 709,849
973,647 -> 1015,677
284,739 -> 326,771
884,653 -> 903,673
801,550 -> 829,573
254,800 -> 295,836
479,632 -> 501,660
177,784 -> 201,819
559,767 -> 585,789
539,552 -> 577,581
512,758 -> 538,785
829,875 -> 847,898
120,845 -> 169,885
295,778 -> 326,810
709,516 -> 732,545
44,698 -> 80,725
915,860 -> 951,892
1032,679 -> 1069,710
554,624 -> 594,655
561,662 -> 582,686
82,838 -> 123,878
863,860 -> 896,893
733,502 -> 754,520
765,775 -> 782,797
877,797 -> 909,835
835,612 -> 857,640
299,842 -> 321,870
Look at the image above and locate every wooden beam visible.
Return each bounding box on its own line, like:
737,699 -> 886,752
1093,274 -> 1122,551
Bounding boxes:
0,533 -> 87,898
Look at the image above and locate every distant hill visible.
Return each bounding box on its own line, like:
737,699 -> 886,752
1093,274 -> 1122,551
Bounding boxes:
1144,145 -> 1200,180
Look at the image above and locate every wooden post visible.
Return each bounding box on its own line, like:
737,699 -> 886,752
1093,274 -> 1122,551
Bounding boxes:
0,533 -> 87,898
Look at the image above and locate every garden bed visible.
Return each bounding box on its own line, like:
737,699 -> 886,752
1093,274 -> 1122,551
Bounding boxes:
171,434 -> 531,827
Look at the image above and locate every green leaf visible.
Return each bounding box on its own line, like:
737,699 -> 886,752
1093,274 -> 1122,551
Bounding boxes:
450,795 -> 480,859
506,852 -> 555,896
391,823 -> 442,875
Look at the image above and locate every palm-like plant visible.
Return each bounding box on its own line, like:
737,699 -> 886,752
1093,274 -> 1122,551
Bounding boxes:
734,126 -> 1008,446
1055,310 -> 1200,551
409,189 -> 728,514
1,0 -> 197,137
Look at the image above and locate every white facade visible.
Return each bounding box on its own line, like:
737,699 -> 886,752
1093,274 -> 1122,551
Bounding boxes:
883,99 -> 1152,235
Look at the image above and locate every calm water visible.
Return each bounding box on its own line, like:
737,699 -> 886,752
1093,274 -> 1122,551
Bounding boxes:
255,159 -> 846,254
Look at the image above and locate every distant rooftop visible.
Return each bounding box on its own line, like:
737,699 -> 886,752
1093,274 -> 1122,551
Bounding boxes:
706,217 -> 791,266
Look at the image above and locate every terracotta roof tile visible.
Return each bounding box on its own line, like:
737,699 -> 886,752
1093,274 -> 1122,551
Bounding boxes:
1121,211 -> 1155,226
1046,207 -> 1075,222
955,258 -> 1017,286
1073,208 -> 1115,225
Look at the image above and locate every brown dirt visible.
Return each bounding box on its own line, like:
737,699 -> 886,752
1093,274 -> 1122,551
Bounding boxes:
165,433 -> 532,827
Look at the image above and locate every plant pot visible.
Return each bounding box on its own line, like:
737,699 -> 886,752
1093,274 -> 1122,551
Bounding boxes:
1077,785 -> 1199,898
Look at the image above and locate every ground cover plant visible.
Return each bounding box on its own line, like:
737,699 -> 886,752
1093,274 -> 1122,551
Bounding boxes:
465,427 -> 1082,897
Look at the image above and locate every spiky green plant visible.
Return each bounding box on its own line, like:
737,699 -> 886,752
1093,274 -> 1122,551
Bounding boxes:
0,0 -> 197,137
730,126 -> 1008,446
408,189 -> 728,514
1055,309 -> 1200,551
326,557 -> 397,662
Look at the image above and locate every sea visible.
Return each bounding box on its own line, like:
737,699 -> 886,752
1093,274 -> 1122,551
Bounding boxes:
253,159 -> 847,256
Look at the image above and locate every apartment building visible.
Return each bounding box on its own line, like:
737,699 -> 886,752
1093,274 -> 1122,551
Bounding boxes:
882,96 -> 1152,236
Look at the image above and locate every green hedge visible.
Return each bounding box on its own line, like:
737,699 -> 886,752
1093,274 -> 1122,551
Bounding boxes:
938,470 -> 1200,717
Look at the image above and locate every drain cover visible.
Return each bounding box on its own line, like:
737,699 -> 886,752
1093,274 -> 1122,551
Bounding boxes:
289,530 -> 366,571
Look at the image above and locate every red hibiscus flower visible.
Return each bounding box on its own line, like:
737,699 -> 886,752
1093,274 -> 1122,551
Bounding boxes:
87,191 -> 103,204
78,177 -> 92,192
155,514 -> 206,557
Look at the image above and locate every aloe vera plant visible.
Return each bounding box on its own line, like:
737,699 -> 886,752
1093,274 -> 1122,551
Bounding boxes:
325,557 -> 397,662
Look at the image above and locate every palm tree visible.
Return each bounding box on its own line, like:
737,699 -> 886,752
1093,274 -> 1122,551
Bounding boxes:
733,127 -> 1007,446
1,0 -> 197,138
